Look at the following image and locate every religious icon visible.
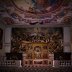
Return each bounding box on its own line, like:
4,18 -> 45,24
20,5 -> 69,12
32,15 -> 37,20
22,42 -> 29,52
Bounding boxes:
43,53 -> 48,59
34,46 -> 41,52
27,53 -> 32,59
34,46 -> 41,59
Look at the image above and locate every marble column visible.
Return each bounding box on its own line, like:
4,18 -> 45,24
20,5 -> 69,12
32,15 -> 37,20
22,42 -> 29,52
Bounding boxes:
4,27 -> 11,53
70,27 -> 72,65
63,27 -> 71,52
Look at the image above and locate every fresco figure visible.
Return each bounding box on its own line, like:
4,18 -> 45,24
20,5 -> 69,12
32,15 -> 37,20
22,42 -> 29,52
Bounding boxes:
31,0 -> 57,12
32,0 -> 48,11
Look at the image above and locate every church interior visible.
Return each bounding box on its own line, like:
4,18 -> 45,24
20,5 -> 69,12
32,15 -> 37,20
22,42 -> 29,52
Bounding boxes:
0,0 -> 72,72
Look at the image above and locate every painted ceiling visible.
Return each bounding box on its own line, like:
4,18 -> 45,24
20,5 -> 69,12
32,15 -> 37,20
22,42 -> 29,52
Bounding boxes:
0,0 -> 72,25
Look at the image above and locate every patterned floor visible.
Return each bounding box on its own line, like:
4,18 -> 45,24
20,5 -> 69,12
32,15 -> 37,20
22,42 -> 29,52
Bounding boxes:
0,66 -> 72,72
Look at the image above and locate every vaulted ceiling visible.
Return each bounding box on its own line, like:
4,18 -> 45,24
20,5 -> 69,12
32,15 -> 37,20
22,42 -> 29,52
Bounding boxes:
0,0 -> 72,26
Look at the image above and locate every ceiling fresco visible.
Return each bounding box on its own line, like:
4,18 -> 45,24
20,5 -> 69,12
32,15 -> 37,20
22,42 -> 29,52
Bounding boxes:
0,0 -> 72,25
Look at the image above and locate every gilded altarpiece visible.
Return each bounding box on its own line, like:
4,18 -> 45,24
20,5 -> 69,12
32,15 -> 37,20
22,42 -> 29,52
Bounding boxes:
11,27 -> 63,66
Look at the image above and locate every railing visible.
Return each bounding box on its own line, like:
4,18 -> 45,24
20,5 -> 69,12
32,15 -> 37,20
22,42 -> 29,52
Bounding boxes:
0,55 -> 16,66
60,60 -> 71,66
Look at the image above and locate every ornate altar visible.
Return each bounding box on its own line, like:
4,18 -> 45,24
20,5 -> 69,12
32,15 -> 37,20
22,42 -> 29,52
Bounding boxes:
22,41 -> 53,66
